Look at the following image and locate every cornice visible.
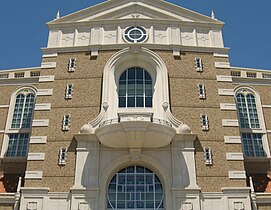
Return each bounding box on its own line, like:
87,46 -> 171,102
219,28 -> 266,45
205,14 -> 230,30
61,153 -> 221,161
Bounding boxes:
48,18 -> 223,30
42,44 -> 230,55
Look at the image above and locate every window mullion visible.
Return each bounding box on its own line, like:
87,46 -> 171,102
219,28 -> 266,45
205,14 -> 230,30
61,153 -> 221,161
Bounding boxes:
245,95 -> 251,128
20,95 -> 27,128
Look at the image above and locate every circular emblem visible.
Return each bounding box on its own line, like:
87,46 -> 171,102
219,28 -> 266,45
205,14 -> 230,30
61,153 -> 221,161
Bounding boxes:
123,26 -> 148,43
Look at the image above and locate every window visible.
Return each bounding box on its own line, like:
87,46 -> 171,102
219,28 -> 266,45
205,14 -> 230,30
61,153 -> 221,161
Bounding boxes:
0,74 -> 8,79
236,93 -> 259,128
195,58 -> 203,72
58,147 -> 67,165
6,133 -> 29,157
65,84 -> 74,99
246,72 -> 256,78
197,84 -> 206,99
62,114 -> 71,131
201,113 -> 209,131
15,72 -> 24,78
123,26 -> 148,43
68,58 -> 77,72
231,71 -> 241,77
107,166 -> 163,209
204,147 -> 213,165
262,73 -> 271,79
119,67 -> 152,108
30,71 -> 40,77
242,133 -> 265,157
11,93 -> 35,128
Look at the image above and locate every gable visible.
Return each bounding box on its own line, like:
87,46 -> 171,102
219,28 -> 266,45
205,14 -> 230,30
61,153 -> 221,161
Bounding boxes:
49,0 -> 223,25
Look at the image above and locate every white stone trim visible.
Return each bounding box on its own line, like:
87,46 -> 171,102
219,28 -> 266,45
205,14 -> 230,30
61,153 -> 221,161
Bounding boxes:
216,75 -> 232,82
34,103 -> 51,111
42,53 -> 58,58
30,136 -> 47,144
38,75 -> 55,83
213,53 -> 229,58
25,171 -> 43,179
215,62 -> 230,69
220,103 -> 236,111
32,119 -> 49,127
218,89 -> 234,96
0,105 -> 9,108
0,130 -> 4,133
266,130 -> 271,133
41,62 -> 57,69
27,153 -> 45,161
37,89 -> 53,96
228,171 -> 246,179
222,119 -> 239,127
224,136 -> 241,144
226,153 -> 244,161
262,105 -> 271,108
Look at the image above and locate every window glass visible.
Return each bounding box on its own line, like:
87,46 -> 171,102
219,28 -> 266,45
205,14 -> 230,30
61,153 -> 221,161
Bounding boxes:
6,133 -> 29,157
12,93 -> 35,128
118,67 -> 152,108
107,166 -> 163,210
236,93 -> 259,128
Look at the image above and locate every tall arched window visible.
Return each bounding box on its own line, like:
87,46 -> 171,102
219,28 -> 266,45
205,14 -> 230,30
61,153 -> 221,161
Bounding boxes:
119,67 -> 152,108
11,92 -> 35,128
236,93 -> 259,128
4,88 -> 36,157
107,166 -> 163,209
235,89 -> 266,157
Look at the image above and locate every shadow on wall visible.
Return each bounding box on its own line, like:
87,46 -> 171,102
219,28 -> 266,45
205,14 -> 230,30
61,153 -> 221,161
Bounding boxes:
248,175 -> 271,192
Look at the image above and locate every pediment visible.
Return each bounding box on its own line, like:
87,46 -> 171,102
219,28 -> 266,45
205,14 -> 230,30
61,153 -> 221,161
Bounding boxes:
49,0 -> 223,25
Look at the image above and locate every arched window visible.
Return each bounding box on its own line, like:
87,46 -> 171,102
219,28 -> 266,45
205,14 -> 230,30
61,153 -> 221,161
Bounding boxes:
236,93 -> 259,128
235,89 -> 266,157
107,166 -> 163,209
11,92 -> 35,128
119,67 -> 152,108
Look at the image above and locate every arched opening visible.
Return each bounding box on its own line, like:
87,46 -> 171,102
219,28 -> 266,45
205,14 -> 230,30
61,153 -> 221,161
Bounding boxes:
107,165 -> 164,209
118,67 -> 152,108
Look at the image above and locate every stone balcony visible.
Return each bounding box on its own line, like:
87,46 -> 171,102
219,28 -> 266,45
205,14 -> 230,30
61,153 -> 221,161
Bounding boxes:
95,113 -> 176,149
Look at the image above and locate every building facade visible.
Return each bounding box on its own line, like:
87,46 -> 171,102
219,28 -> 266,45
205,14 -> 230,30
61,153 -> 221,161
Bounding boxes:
0,0 -> 271,209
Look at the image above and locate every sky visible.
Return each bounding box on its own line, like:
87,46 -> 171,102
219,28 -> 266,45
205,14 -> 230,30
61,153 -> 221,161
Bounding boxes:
0,0 -> 270,70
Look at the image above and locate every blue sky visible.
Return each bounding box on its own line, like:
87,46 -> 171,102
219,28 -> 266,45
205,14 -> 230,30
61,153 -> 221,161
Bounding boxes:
0,0 -> 270,70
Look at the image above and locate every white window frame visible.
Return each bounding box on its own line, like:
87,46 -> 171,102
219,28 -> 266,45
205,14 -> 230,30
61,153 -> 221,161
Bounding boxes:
195,58 -> 203,72
65,84 -> 74,99
197,83 -> 206,99
62,114 -> 71,131
58,147 -> 67,165
15,72 -> 25,78
204,147 -> 213,165
231,71 -> 241,77
246,72 -> 256,78
30,71 -> 40,77
68,58 -> 77,72
201,113 -> 209,131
